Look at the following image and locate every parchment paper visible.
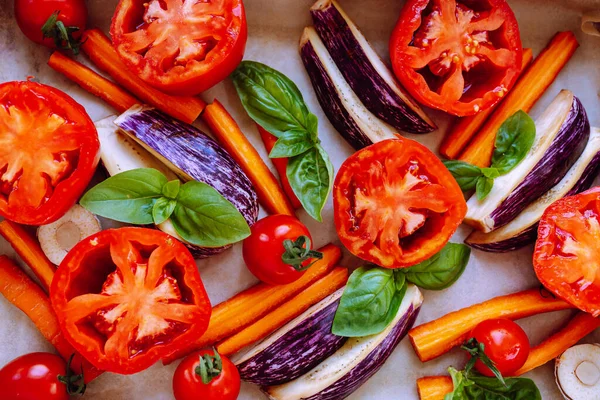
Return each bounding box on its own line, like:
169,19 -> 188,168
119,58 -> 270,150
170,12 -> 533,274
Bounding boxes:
1,0 -> 599,398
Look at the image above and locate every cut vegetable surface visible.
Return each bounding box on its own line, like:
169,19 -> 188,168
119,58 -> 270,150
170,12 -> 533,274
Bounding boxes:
555,343 -> 600,399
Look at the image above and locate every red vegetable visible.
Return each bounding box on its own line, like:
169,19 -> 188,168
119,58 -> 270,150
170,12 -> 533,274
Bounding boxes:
50,227 -> 211,374
389,0 -> 522,116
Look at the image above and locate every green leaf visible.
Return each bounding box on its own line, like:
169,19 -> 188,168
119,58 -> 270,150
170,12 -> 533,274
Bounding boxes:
80,168 -> 166,225
152,197 -> 177,225
287,144 -> 333,222
491,110 -> 536,175
445,368 -> 542,400
404,243 -> 471,290
169,181 -> 251,247
332,266 -> 406,337
269,129 -> 315,158
443,160 -> 483,192
162,180 -> 181,199
481,168 -> 500,179
476,176 -> 494,201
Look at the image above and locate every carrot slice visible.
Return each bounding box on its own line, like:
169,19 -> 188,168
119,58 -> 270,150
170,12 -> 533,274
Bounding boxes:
408,289 -> 573,362
163,243 -> 342,363
48,51 -> 138,113
458,32 -> 579,167
81,29 -> 206,124
202,100 -> 296,216
0,256 -> 102,382
417,376 -> 454,400
216,266 -> 348,356
0,220 -> 55,292
440,48 -> 534,159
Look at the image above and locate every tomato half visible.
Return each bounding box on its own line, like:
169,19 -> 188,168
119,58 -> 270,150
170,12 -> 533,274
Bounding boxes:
111,0 -> 247,95
334,138 -> 466,268
50,227 -> 211,374
0,81 -> 99,225
534,187 -> 600,317
390,0 -> 522,116
0,353 -> 69,400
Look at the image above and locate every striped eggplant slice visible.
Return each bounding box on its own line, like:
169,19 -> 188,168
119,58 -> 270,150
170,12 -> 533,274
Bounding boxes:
465,90 -> 590,233
466,127 -> 600,252
310,0 -> 436,134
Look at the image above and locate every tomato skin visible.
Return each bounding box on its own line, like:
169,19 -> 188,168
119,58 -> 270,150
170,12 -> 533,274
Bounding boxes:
0,352 -> 69,400
173,349 -> 241,400
470,319 -> 530,377
243,215 -> 313,285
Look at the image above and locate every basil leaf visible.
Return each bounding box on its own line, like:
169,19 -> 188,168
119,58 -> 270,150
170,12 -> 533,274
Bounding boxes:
443,160 -> 483,192
332,266 -> 406,337
476,176 -> 494,201
404,243 -> 471,290
481,168 -> 500,179
80,168 -> 166,224
162,180 -> 180,199
445,367 -> 472,400
270,129 -> 315,158
287,144 -> 333,222
152,197 -> 177,225
491,110 -> 536,175
446,369 -> 542,400
169,181 -> 251,247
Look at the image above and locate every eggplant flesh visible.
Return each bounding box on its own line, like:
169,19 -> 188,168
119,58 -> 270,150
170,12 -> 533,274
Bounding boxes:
310,0 -> 435,134
465,90 -> 590,233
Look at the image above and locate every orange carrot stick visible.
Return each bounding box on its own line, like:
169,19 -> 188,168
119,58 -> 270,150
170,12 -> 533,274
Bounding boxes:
48,51 -> 138,113
408,289 -> 573,362
216,266 -> 348,356
81,29 -> 206,124
0,220 -> 56,292
458,32 -> 579,167
202,100 -> 296,216
440,48 -> 534,159
163,243 -> 342,363
417,376 -> 454,400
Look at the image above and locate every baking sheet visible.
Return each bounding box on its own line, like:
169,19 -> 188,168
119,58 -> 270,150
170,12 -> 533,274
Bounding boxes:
1,0 -> 600,398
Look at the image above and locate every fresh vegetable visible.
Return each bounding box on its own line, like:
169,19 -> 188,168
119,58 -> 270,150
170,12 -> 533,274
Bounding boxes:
234,288 -> 347,386
173,349 -> 240,400
389,0 -> 523,116
582,12 -> 600,37
334,138 -> 467,268
403,243 -> 471,291
309,0 -> 436,134
81,29 -> 206,124
231,61 -> 334,222
466,127 -> 600,252
264,285 -> 423,400
459,31 -> 580,167
445,367 -> 541,400
216,267 -> 348,356
0,81 -> 100,226
534,187 -> 600,317
464,90 -> 590,233
417,376 -> 454,400
50,227 -> 211,374
111,0 -> 247,95
556,344 -> 600,399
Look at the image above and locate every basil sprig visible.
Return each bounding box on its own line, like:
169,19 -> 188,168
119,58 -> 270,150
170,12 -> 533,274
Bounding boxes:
444,110 -> 536,200
80,168 -> 250,247
231,61 -> 333,222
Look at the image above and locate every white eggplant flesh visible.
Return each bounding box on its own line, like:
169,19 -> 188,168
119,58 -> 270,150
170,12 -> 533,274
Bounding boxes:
555,343 -> 600,400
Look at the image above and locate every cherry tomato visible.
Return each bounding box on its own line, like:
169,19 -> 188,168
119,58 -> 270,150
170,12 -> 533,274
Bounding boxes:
0,352 -> 69,400
173,349 -> 240,400
470,319 -> 530,377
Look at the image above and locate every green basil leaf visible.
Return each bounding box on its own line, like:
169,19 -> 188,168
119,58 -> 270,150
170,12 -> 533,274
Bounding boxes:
152,197 -> 177,225
450,374 -> 542,400
169,181 -> 250,247
443,160 -> 483,192
269,129 -> 315,158
162,180 -> 180,199
491,110 -> 536,175
404,243 -> 471,290
444,367 -> 472,400
80,168 -> 166,224
476,176 -> 494,201
287,144 -> 333,222
332,266 -> 406,337
481,167 -> 500,179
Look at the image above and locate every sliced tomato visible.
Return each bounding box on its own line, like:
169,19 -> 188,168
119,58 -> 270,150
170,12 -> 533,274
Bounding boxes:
50,227 -> 211,374
334,138 -> 467,268
111,0 -> 247,95
0,81 -> 99,225
389,0 -> 522,116
534,187 -> 600,317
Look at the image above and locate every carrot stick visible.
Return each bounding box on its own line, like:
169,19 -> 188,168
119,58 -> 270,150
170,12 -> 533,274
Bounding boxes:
202,100 -> 296,216
0,256 -> 102,383
408,289 -> 573,362
458,32 -> 579,167
440,48 -> 534,159
417,376 -> 454,400
48,51 -> 138,113
0,221 -> 55,292
216,266 -> 348,356
257,124 -> 303,209
81,29 -> 206,124
163,243 -> 342,363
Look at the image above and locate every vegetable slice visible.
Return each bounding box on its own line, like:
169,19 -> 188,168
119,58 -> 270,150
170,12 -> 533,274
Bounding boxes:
555,344 -> 600,399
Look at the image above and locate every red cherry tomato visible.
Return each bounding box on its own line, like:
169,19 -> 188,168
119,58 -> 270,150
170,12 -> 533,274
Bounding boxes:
173,349 -> 241,400
470,319 -> 530,377
0,352 -> 69,400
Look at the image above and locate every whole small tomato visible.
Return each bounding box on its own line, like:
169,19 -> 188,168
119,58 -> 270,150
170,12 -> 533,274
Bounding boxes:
173,349 -> 240,400
242,215 -> 323,285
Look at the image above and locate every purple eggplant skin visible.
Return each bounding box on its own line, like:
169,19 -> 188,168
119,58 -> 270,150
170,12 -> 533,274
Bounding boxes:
310,0 -> 435,134
237,299 -> 347,386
